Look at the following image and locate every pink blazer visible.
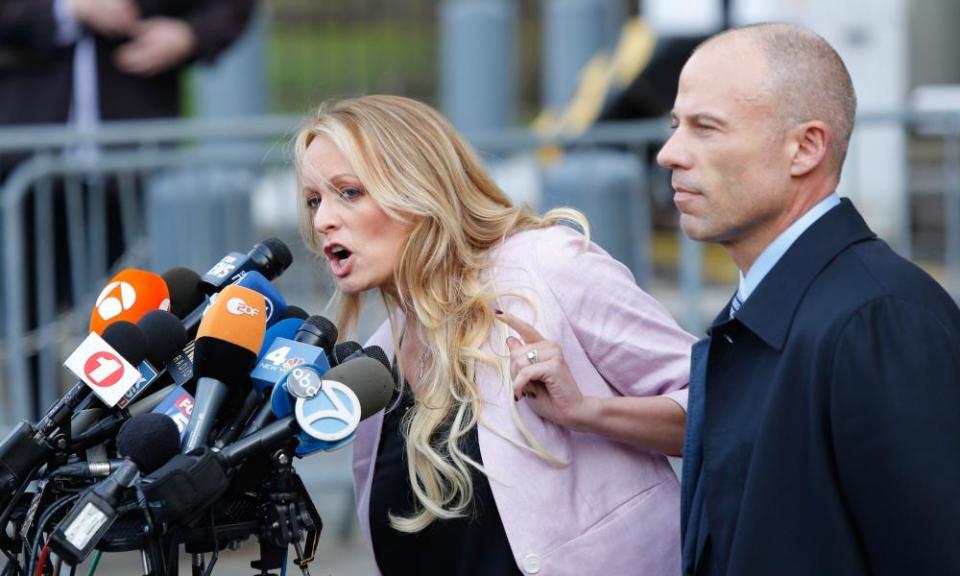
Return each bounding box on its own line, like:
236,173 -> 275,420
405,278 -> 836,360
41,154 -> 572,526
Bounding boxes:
353,226 -> 696,575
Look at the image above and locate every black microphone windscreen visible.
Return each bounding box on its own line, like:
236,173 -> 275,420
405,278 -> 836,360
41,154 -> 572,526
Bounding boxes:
116,413 -> 181,474
258,237 -> 293,275
161,267 -> 205,319
101,321 -> 147,366
138,310 -> 188,366
321,356 -> 394,420
193,337 -> 257,385
280,306 -> 309,321
296,315 -> 338,350
335,341 -> 362,364
363,345 -> 390,371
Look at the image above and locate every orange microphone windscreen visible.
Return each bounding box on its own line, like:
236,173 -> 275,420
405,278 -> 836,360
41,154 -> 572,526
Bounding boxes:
195,284 -> 266,356
89,269 -> 171,335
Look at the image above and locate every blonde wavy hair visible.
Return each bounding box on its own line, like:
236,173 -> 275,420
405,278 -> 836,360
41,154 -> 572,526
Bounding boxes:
294,95 -> 587,532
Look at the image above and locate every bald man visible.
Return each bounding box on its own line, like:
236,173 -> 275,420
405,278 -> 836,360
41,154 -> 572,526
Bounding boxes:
658,23 -> 960,576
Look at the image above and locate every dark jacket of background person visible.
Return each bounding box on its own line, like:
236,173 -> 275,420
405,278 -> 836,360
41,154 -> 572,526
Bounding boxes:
682,198 -> 960,575
0,0 -> 255,127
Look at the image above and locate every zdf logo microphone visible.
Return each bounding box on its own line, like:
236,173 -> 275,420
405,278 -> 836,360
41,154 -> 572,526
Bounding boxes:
227,297 -> 261,317
89,269 -> 170,335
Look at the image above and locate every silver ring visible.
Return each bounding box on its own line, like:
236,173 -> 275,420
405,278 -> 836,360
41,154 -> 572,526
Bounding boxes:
526,349 -> 539,365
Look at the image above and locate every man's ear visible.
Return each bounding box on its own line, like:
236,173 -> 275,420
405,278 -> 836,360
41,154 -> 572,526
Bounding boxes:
789,121 -> 829,177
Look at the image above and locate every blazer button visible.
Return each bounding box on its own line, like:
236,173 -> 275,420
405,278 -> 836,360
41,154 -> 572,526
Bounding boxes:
522,553 -> 542,574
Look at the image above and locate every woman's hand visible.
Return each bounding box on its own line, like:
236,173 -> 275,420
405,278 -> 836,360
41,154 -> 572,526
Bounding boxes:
495,310 -> 686,454
495,311 -> 597,431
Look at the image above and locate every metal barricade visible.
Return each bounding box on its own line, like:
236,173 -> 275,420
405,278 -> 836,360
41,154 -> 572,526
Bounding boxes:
3,111 -> 960,431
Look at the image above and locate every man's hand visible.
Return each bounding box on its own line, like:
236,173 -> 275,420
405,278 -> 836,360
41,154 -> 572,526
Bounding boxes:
69,0 -> 140,37
114,17 -> 197,76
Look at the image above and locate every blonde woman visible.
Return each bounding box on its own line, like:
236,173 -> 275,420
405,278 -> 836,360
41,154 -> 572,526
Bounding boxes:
295,95 -> 696,575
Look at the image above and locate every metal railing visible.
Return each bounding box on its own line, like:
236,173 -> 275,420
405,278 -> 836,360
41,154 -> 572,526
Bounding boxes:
2,110 -> 960,429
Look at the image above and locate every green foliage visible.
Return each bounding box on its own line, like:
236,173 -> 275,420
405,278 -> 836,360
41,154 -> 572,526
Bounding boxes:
268,23 -> 438,113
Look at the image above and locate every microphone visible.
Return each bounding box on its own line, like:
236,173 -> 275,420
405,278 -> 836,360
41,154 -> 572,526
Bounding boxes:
161,267 -> 205,320
338,344 -> 390,370
52,459 -> 127,479
231,318 -> 304,443
280,306 -> 309,321
334,341 -> 362,366
54,321 -> 148,426
48,414 -> 181,565
223,356 -> 394,464
180,285 -> 266,453
258,315 -> 338,430
151,386 -> 196,442
176,239 -> 293,338
235,270 -> 287,327
70,311 -> 188,446
139,356 -> 394,525
294,315 -> 339,367
233,314 -> 337,441
89,269 -> 170,335
199,237 -> 293,294
117,310 -> 189,410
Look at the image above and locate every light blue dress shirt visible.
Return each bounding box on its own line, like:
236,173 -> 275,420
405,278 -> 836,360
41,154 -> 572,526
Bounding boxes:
735,192 -> 842,306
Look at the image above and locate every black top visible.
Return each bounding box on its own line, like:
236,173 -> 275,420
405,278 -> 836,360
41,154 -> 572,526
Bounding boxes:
369,382 -> 521,575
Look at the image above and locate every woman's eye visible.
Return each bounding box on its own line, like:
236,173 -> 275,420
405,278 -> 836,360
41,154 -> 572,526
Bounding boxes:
339,187 -> 363,200
305,195 -> 320,209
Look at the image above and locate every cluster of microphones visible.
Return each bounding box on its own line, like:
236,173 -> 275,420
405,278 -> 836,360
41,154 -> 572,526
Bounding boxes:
0,238 -> 396,575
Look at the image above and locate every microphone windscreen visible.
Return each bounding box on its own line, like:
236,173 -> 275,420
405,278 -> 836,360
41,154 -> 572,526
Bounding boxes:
280,306 -> 309,321
101,321 -> 148,366
196,285 -> 266,356
257,318 -> 303,357
194,285 -> 266,383
256,237 -> 293,278
296,315 -> 338,351
89,269 -> 170,335
116,413 -> 181,474
138,310 -> 188,366
162,267 -> 204,319
321,357 -> 394,420
235,271 -> 287,326
334,341 -> 362,364
363,345 -> 390,371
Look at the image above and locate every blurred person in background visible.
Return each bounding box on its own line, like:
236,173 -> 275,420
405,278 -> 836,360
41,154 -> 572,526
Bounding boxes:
295,95 -> 696,575
657,23 -> 960,576
0,0 -> 255,417
0,0 -> 255,138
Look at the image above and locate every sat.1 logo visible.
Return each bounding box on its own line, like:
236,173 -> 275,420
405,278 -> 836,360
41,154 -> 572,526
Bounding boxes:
83,350 -> 126,387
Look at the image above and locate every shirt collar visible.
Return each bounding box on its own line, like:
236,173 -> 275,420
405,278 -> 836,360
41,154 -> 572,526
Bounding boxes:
710,198 -> 876,350
737,192 -> 841,302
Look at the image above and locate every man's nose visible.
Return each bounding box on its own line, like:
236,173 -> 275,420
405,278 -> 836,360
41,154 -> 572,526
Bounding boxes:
656,131 -> 690,170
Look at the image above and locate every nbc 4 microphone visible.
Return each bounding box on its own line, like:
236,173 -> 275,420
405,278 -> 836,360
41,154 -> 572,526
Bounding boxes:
216,317 -> 303,447
49,413 -> 181,565
181,284 -> 266,453
242,316 -> 339,439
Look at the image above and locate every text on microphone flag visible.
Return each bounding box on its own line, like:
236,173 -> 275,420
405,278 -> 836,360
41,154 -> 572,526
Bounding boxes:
64,333 -> 141,407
